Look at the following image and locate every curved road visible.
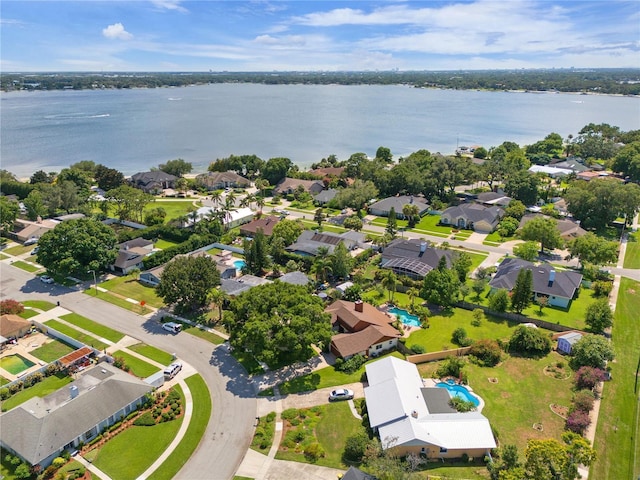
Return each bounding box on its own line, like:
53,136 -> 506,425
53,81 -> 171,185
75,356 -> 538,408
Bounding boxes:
0,262 -> 256,480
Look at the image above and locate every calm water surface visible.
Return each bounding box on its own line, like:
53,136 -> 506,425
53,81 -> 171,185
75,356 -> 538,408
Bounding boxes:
2,84 -> 638,177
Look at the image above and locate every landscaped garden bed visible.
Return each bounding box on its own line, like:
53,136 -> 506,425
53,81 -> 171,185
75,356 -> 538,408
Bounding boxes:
251,411 -> 277,453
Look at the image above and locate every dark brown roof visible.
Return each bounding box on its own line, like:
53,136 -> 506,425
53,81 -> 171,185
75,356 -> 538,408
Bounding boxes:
325,300 -> 399,336
331,326 -> 396,359
239,215 -> 280,236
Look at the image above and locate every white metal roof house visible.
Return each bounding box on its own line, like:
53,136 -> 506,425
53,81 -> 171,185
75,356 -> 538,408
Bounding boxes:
0,364 -> 152,468
364,357 -> 496,459
557,332 -> 584,355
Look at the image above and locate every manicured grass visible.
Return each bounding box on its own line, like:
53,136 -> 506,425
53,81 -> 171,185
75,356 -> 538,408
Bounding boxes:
111,350 -> 161,378
623,232 -> 640,269
417,351 -> 574,454
3,244 -> 34,256
148,374 -> 212,480
278,351 -> 404,395
22,300 -> 56,311
18,309 -> 39,319
590,278 -> 640,480
29,339 -> 76,363
407,308 -> 519,352
1,373 -> 72,412
483,231 -> 516,246
299,219 -> 346,233
60,313 -> 124,343
184,326 -> 226,345
92,388 -> 185,479
43,319 -> 109,350
99,275 -> 164,308
232,350 -> 265,376
128,343 -> 174,366
154,238 -> 179,250
0,376 -> 9,386
10,260 -> 40,272
84,289 -> 153,315
144,200 -> 196,222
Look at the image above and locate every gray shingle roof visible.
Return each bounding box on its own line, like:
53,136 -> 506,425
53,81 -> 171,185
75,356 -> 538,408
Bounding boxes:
381,238 -> 454,277
369,195 -> 429,216
442,203 -> 503,224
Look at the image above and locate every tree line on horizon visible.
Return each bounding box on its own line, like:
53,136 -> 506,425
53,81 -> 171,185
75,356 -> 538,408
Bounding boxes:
2,69 -> 640,95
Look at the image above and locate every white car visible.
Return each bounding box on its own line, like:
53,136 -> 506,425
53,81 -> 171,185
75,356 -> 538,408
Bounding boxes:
24,237 -> 38,246
40,275 -> 54,284
328,388 -> 354,402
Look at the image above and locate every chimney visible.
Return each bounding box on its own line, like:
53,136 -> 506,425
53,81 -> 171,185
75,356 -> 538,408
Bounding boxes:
354,300 -> 364,313
548,269 -> 556,287
69,385 -> 79,399
420,242 -> 427,253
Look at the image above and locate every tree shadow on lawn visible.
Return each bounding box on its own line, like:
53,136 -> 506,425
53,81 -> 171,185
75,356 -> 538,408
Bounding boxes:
209,345 -> 257,399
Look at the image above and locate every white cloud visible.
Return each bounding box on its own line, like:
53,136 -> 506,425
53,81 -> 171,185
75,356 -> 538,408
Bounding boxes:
150,0 -> 188,14
102,23 -> 133,40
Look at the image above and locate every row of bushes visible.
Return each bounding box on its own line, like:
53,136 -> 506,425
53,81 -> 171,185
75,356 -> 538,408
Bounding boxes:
0,364 -> 62,402
142,233 -> 219,270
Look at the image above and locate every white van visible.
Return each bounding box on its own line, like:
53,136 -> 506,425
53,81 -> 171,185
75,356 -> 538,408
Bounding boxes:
164,362 -> 182,379
162,322 -> 182,334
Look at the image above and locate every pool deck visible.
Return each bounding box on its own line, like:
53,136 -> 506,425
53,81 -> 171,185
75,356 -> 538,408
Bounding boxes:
0,332 -> 51,381
422,377 -> 486,412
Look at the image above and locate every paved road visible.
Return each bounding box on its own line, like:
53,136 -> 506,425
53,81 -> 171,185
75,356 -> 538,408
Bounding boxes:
0,262 -> 256,480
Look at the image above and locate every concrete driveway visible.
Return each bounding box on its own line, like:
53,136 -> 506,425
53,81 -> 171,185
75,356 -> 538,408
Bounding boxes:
281,382 -> 365,410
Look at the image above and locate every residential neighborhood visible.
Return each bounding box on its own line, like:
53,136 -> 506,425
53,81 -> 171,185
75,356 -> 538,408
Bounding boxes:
0,123 -> 639,480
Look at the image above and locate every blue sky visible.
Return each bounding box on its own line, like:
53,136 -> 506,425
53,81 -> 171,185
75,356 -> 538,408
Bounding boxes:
2,1 -> 639,72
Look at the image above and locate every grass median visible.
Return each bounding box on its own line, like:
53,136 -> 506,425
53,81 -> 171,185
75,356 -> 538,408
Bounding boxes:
128,343 -> 175,366
43,319 -> 108,350
60,312 -> 124,343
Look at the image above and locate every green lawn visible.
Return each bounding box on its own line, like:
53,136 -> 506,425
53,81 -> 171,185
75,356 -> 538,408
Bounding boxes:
25,299 -> 58,311
3,244 -> 35,256
232,350 -> 265,376
29,339 -> 76,363
111,350 -> 161,378
91,387 -> 185,479
299,219 -> 347,233
148,375 -> 212,480
184,326 -> 226,345
84,289 -> 154,315
127,343 -> 174,366
407,308 -> 518,352
278,351 -> 404,395
43,319 -> 109,350
60,313 -> 124,343
1,373 -> 72,412
590,278 -> 640,480
99,275 -> 164,308
417,351 -> 574,455
18,309 -> 39,319
143,200 -> 197,222
0,376 -> 9,386
153,238 -> 178,249
483,231 -> 516,246
10,260 -> 40,273
623,232 -> 639,269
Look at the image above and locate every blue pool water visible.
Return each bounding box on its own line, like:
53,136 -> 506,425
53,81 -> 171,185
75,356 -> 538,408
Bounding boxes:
436,382 -> 480,406
234,260 -> 246,270
388,307 -> 421,327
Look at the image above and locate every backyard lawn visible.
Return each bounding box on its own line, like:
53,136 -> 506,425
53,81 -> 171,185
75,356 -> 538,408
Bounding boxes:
91,386 -> 185,479
1,373 -> 72,412
29,339 -> 76,363
407,308 -> 519,352
60,313 -> 124,343
153,238 -> 179,250
148,375 -> 212,480
590,277 -> 640,480
128,343 -> 174,366
143,199 -> 198,223
99,275 -> 164,308
43,320 -> 108,350
111,350 -> 161,378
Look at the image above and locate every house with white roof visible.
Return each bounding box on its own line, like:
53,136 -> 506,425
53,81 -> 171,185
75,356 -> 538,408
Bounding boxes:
364,357 -> 496,459
557,331 -> 583,355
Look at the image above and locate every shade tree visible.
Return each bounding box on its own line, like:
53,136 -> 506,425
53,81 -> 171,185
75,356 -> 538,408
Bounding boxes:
569,334 -> 614,370
519,216 -> 563,253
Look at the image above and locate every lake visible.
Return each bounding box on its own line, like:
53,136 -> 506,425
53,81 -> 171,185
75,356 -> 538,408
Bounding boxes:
1,84 -> 638,178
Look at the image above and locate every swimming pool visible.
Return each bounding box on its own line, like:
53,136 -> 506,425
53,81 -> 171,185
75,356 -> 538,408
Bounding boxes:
233,260 -> 246,270
388,307 -> 421,327
0,354 -> 36,375
436,381 -> 480,406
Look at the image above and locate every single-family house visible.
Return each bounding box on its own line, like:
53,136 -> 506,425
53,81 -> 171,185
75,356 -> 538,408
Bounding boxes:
220,275 -> 271,296
368,195 -> 429,218
130,171 -> 178,194
364,356 -> 496,458
577,171 -> 609,181
326,300 -> 402,359
519,214 -> 587,241
489,258 -> 583,308
475,191 -> 512,207
287,230 -> 365,256
273,177 -> 324,196
341,466 -> 377,480
187,207 -> 254,229
528,165 -> 573,178
239,215 -> 280,237
139,251 -> 237,286
440,203 -> 503,232
0,363 -> 152,468
380,238 -> 454,280
110,238 -> 154,275
12,218 -> 59,243
557,332 -> 584,355
313,188 -> 338,205
550,158 -> 591,174
195,171 -> 251,190
0,315 -> 32,340
278,271 -> 312,287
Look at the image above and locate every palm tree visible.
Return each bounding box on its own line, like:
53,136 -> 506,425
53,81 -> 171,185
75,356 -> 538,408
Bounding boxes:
312,257 -> 333,284
226,190 -> 237,207
407,287 -> 419,308
255,196 -> 265,214
210,191 -> 222,206
208,288 -> 227,323
381,270 -> 398,304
